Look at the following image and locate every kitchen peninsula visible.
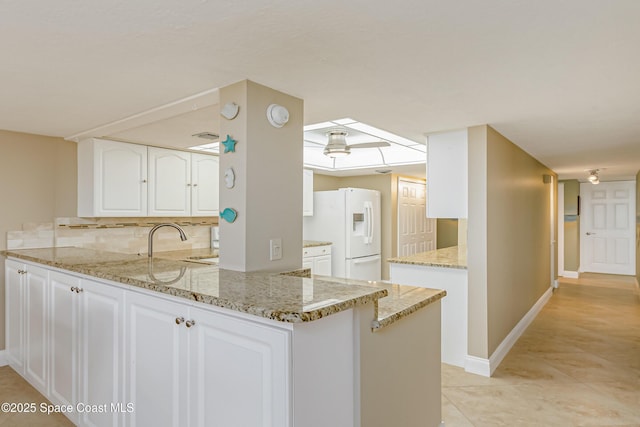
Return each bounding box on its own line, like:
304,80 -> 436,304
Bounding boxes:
389,245 -> 468,368
3,246 -> 445,427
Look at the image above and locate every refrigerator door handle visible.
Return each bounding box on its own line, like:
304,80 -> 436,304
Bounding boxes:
363,201 -> 373,244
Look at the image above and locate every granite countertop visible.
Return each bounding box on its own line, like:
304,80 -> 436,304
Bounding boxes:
2,247 -> 445,329
387,245 -> 467,270
303,240 -> 332,248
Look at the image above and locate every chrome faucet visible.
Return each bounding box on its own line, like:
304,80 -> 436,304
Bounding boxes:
148,223 -> 188,257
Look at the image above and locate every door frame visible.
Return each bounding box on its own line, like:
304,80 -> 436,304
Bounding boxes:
557,183 -> 565,279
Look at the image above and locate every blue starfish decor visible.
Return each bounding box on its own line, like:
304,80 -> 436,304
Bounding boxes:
222,134 -> 237,153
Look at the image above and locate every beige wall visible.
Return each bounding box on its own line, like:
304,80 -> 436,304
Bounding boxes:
636,170 -> 639,285
468,125 -> 556,358
437,219 -> 458,248
0,130 -> 77,349
561,180 -> 580,272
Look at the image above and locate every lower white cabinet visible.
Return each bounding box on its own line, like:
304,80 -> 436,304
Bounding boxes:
5,259 -> 49,395
125,291 -> 290,427
49,272 -> 125,427
5,260 -> 125,427
302,245 -> 332,276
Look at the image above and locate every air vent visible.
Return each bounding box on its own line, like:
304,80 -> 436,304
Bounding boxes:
192,132 -> 219,140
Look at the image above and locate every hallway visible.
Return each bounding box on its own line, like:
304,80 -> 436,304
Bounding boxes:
442,273 -> 640,426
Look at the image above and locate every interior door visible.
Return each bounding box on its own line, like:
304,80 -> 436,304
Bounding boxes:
580,181 -> 636,275
398,179 -> 436,257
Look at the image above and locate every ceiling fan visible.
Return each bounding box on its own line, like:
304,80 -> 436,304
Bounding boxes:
323,127 -> 390,157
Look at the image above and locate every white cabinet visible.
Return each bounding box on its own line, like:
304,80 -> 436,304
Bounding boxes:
24,264 -> 49,397
302,245 -> 332,276
76,278 -> 125,427
190,153 -> 219,216
126,291 -> 290,427
78,139 -> 219,217
303,169 -> 314,216
5,259 -> 26,374
78,138 -> 149,217
5,260 -> 49,395
48,271 -> 125,427
426,129 -> 468,218
148,147 -> 191,216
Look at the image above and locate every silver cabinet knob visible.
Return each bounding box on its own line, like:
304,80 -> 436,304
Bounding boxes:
187,183 -> 192,187
586,232 -> 596,236
142,179 -> 147,183
175,317 -> 185,325
70,286 -> 77,292
185,319 -> 196,328
193,183 -> 198,187
76,287 -> 83,293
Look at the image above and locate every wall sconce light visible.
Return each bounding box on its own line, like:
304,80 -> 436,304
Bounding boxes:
588,169 -> 600,185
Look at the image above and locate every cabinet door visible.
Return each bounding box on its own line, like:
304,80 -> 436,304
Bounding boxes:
94,139 -> 148,216
5,260 -> 25,373
303,169 -> 314,216
24,264 -> 49,396
49,271 -> 80,422
148,147 -> 191,216
78,279 -> 124,427
125,292 -> 189,427
191,153 -> 219,216
313,254 -> 332,276
189,307 -> 291,427
302,258 -> 313,272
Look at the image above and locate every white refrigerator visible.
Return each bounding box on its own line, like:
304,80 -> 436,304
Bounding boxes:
303,188 -> 381,281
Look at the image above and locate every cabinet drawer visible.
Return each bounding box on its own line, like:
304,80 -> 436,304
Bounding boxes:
302,245 -> 332,258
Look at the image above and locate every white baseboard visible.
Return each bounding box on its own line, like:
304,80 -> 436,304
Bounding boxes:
0,350 -> 7,367
464,355 -> 491,377
464,286 -> 553,377
561,271 -> 579,279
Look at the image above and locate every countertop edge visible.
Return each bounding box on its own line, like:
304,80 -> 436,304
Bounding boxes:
372,289 -> 446,330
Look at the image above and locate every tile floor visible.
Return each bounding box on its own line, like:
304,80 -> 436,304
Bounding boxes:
0,273 -> 637,426
442,273 -> 640,426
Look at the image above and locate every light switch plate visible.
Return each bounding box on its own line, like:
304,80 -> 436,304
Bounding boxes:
270,238 -> 282,261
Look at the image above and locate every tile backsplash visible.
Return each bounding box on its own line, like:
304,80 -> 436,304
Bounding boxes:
7,217 -> 218,254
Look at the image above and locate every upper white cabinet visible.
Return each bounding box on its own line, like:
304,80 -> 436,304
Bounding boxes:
148,147 -> 191,216
191,153 -> 220,216
78,138 -> 148,217
426,129 -> 468,218
78,139 -> 219,217
303,169 -> 314,216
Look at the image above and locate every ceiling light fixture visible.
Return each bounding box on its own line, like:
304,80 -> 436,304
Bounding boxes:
588,169 -> 600,185
323,129 -> 351,157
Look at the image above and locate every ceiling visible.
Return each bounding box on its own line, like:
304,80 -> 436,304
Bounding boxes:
2,0 -> 640,181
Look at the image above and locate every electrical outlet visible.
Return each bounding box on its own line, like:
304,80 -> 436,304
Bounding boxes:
270,238 -> 282,261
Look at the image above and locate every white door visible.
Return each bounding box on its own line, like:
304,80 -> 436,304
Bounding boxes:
95,139 -> 148,216
148,147 -> 191,216
581,181 -> 636,275
49,272 -> 81,424
398,179 -> 436,256
24,264 -> 49,396
78,279 -> 124,427
126,292 -> 188,427
189,306 -> 291,427
5,260 -> 25,374
345,189 -> 381,259
346,255 -> 381,281
191,153 -> 219,216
